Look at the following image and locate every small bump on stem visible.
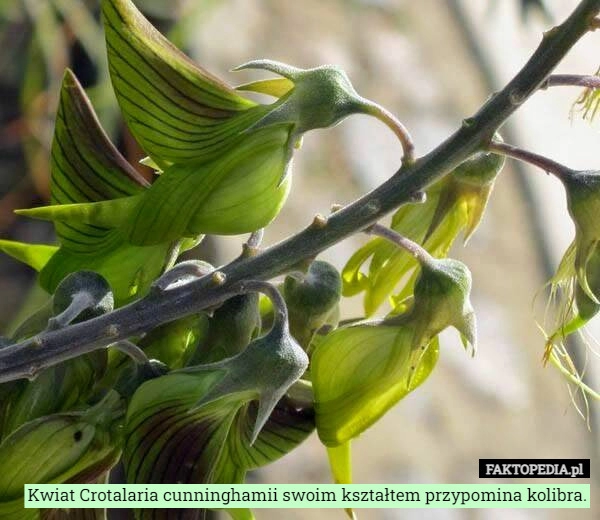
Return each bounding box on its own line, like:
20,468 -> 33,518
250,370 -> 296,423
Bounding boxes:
106,324 -> 120,338
509,89 -> 525,106
311,214 -> 328,229
211,271 -> 227,286
410,191 -> 427,204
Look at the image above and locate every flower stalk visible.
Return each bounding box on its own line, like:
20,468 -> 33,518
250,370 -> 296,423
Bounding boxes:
366,223 -> 434,266
487,140 -> 575,179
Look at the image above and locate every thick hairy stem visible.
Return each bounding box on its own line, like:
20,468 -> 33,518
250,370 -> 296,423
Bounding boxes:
1,0 -> 599,384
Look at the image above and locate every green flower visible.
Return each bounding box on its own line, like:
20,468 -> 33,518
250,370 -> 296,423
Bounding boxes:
123,291 -> 312,518
0,392 -> 123,518
0,70 -> 172,304
343,149 -> 504,316
7,0 -> 413,299
546,170 -> 600,368
312,256 -> 475,481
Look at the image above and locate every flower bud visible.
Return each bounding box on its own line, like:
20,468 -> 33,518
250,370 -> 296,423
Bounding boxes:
191,294 -> 261,365
283,261 -> 342,349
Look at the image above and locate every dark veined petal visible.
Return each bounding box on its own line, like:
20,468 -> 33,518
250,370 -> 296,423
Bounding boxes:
12,70 -> 174,303
122,124 -> 291,245
0,392 -> 122,512
219,389 -> 314,473
102,0 -> 269,168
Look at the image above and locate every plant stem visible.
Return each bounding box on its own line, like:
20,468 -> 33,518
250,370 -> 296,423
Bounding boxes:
544,74 -> 600,89
360,99 -> 416,166
1,0 -> 599,384
367,223 -> 434,266
487,141 -> 577,180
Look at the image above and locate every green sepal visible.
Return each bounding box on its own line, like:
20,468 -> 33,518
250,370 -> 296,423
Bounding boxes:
189,317 -> 308,443
409,258 -> 477,357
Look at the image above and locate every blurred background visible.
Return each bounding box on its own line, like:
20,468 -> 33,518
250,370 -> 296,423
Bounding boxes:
0,0 -> 598,518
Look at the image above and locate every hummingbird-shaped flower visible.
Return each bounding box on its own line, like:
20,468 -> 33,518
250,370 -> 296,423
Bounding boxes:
3,0 -> 413,302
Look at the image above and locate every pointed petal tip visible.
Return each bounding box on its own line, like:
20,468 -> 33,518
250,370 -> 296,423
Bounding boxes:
250,391 -> 281,444
232,59 -> 302,79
